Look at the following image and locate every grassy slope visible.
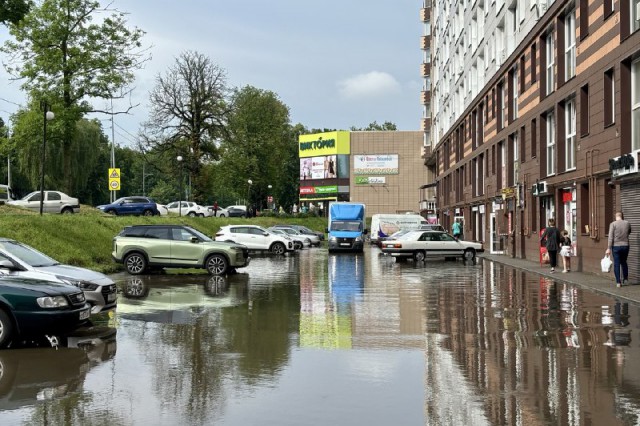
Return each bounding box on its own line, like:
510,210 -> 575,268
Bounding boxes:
0,204 -> 328,273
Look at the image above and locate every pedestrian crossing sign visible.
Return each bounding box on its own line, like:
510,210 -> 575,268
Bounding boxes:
109,168 -> 121,179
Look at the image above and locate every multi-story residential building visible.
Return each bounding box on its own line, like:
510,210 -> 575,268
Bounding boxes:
424,0 -> 640,279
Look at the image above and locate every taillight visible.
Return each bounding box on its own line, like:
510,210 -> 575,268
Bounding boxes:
392,243 -> 402,248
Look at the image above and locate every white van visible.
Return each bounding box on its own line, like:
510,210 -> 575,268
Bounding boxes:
370,214 -> 428,243
0,184 -> 14,204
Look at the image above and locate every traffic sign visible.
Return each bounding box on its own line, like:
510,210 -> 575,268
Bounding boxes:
109,168 -> 120,179
109,180 -> 121,190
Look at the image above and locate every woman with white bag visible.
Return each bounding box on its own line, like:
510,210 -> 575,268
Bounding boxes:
560,230 -> 572,273
605,211 -> 632,287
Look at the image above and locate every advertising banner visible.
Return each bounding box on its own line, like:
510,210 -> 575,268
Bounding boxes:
353,154 -> 398,175
298,131 -> 350,158
300,155 -> 337,180
299,185 -> 338,195
355,176 -> 386,185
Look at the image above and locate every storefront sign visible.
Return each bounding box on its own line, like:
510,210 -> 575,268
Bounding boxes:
355,176 -> 386,185
609,149 -> 639,178
299,185 -> 338,195
300,186 -> 315,195
299,131 -> 350,157
300,155 -> 337,180
353,154 -> 399,175
501,187 -> 516,198
531,181 -> 549,196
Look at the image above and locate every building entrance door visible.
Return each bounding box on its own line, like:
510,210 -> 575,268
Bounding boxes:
490,213 -> 504,254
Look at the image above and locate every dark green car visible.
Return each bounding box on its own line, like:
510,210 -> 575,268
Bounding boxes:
0,276 -> 90,348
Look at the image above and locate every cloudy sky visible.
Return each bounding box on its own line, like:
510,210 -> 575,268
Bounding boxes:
1,0 -> 422,146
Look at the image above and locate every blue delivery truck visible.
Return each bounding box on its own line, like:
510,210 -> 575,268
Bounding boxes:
327,202 -> 368,253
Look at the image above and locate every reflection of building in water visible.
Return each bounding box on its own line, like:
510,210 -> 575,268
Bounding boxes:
299,252 -> 426,350
426,259 -> 640,424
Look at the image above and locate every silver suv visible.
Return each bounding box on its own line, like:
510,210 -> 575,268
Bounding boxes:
215,225 -> 294,254
0,239 -> 117,315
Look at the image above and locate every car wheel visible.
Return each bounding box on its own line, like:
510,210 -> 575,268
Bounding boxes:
61,207 -> 73,214
199,214 -> 205,217
294,241 -> 302,250
414,250 -> 426,262
206,254 -> 228,275
143,209 -> 154,216
270,242 -> 286,255
188,212 -> 196,217
124,252 -> 147,275
106,209 -> 117,215
463,248 -> 476,260
0,309 -> 14,349
220,214 -> 226,218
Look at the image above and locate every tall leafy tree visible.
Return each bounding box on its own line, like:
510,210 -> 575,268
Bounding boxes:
217,86 -> 291,209
1,0 -> 148,193
141,50 -> 229,201
0,0 -> 30,25
350,120 -> 398,131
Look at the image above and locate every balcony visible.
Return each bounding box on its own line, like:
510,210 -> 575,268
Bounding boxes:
420,7 -> 430,21
421,35 -> 430,50
420,117 -> 431,131
420,62 -> 431,76
421,90 -> 431,105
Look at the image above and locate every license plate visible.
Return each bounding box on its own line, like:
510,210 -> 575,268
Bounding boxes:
79,309 -> 90,320
107,293 -> 117,302
340,243 -> 350,246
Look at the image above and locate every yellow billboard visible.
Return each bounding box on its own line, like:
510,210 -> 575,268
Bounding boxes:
298,131 -> 350,158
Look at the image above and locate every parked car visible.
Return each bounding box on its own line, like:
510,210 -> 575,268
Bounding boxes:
7,191 -> 80,214
269,227 -> 313,248
273,224 -> 324,244
156,204 -> 169,216
166,201 -> 210,217
419,224 -> 446,232
205,206 -> 229,217
0,276 -> 90,348
112,224 -> 251,275
226,207 -> 248,218
215,225 -> 295,255
268,228 -> 308,250
380,230 -> 484,262
97,196 -> 161,216
0,184 -> 15,205
0,239 -> 117,315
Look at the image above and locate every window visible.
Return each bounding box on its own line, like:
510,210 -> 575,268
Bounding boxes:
546,32 -> 555,95
565,10 -> 576,80
531,43 -> 537,82
513,66 -> 519,120
513,132 -> 519,184
633,0 -> 640,32
520,56 -> 526,93
565,98 -> 577,170
499,82 -> 506,130
580,84 -> 589,136
531,118 -> 537,158
47,192 -> 61,201
604,68 -> 615,126
604,0 -> 613,19
546,111 -> 556,176
580,0 -> 589,39
633,59 -> 640,150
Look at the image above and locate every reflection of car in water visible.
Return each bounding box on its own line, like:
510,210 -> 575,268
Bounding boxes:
0,330 -> 116,410
115,274 -> 249,324
328,253 -> 364,311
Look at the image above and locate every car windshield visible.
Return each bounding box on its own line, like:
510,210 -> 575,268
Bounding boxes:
19,191 -> 39,201
1,241 -> 59,267
186,227 -> 213,242
397,232 -> 418,240
330,221 -> 362,232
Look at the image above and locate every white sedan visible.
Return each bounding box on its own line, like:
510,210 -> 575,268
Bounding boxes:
7,190 -> 80,214
380,230 -> 484,262
166,201 -> 210,217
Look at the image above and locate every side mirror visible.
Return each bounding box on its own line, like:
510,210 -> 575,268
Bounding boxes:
190,236 -> 199,243
363,229 -> 369,235
325,228 -> 329,233
0,259 -> 15,269
263,232 -> 269,236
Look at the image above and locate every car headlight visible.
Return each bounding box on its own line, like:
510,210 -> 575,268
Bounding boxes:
56,276 -> 99,291
329,237 -> 337,242
37,296 -> 69,308
355,236 -> 363,242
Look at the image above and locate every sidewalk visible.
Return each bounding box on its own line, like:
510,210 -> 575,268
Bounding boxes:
479,253 -> 640,304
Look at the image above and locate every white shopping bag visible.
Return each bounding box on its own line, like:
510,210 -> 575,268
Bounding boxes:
601,254 -> 612,273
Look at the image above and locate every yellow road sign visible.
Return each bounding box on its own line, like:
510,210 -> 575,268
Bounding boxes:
109,168 -> 121,179
109,179 -> 121,190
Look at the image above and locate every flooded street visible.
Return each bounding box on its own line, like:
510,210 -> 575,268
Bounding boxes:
2,247 -> 640,425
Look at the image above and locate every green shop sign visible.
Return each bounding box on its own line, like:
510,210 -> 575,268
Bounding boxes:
315,185 -> 338,194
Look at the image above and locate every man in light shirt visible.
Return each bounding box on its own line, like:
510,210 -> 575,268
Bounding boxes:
606,211 -> 632,287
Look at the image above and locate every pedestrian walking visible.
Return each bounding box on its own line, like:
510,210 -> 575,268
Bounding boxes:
452,219 -> 462,240
560,230 -> 572,273
540,218 -> 561,273
213,201 -> 219,217
292,203 -> 298,215
606,211 -> 632,287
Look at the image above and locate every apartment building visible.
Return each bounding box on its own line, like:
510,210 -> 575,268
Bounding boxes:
424,0 -> 640,278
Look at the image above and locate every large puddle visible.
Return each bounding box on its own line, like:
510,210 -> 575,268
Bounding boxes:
2,247 -> 640,425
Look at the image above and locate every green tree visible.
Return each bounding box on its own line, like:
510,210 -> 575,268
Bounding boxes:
216,86 -> 291,210
0,0 -> 30,25
141,51 -> 229,201
350,120 -> 397,131
2,0 -> 148,193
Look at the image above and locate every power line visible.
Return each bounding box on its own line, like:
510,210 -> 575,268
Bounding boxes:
0,97 -> 22,107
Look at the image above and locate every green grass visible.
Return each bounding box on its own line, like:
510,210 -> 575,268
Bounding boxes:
0,204 -> 328,273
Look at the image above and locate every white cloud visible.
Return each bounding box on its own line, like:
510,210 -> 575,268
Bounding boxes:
338,71 -> 401,100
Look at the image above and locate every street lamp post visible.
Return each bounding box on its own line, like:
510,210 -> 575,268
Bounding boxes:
39,101 -> 54,216
177,155 -> 183,216
267,184 -> 272,210
142,163 -> 153,197
247,179 -> 252,212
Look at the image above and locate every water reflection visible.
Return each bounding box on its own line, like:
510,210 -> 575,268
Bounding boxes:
5,251 -> 640,424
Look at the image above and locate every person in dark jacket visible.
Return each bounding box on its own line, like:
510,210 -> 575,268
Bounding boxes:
540,218 -> 562,273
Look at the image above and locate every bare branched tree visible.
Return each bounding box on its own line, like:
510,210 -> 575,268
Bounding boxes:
141,50 -> 229,200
